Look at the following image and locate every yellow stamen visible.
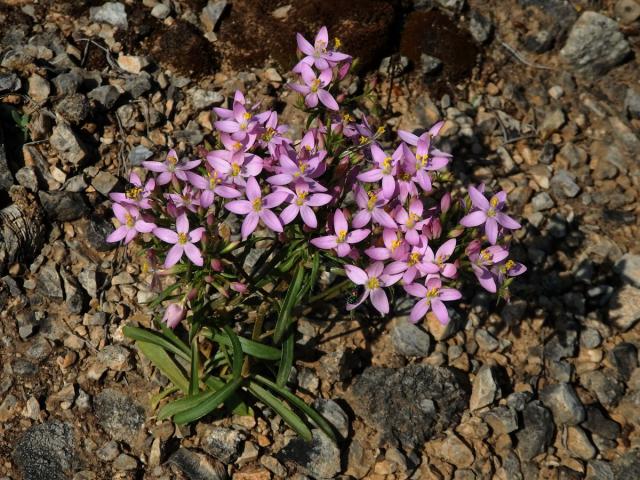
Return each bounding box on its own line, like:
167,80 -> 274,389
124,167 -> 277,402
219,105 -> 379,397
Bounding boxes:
125,186 -> 142,200
167,154 -> 178,166
336,230 -> 347,243
367,277 -> 380,290
359,135 -> 369,145
262,128 -> 275,142
178,232 -> 188,244
295,191 -> 308,206
334,37 -> 342,49
125,214 -> 135,228
408,252 -> 421,266
480,250 -> 492,262
343,113 -> 354,122
400,173 -> 411,181
367,192 -> 377,211
243,112 -> 251,120
406,212 -> 419,229
417,153 -> 429,168
490,197 -> 499,208
376,126 -> 386,136
311,78 -> 321,93
390,239 -> 402,252
505,260 -> 515,271
231,163 -> 241,177
252,198 -> 262,212
382,156 -> 392,174
426,287 -> 438,298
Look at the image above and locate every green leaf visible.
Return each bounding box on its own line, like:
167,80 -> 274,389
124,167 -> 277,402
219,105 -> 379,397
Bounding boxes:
253,375 -> 337,442
204,331 -> 282,361
273,263 -> 305,344
173,377 -> 243,424
137,341 -> 190,393
189,338 -> 200,396
276,332 -> 295,387
150,386 -> 179,410
123,325 -> 190,362
223,326 -> 243,379
247,381 -> 312,441
148,282 -> 182,308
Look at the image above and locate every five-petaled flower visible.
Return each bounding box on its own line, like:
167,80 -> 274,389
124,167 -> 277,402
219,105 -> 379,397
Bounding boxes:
344,262 -> 403,315
311,209 -> 370,257
460,186 -> 521,244
290,63 -> 339,111
153,213 -> 205,267
106,203 -> 156,244
404,276 -> 462,325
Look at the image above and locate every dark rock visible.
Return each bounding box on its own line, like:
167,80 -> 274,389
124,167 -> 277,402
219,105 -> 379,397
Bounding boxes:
580,370 -> 625,407
523,29 -> 554,54
55,94 -> 89,125
560,12 -> 631,78
483,406 -> 518,435
540,383 -> 585,425
550,170 -> 580,199
276,430 -> 341,480
515,401 -> 554,461
52,70 -> 82,96
200,426 -> 245,464
544,330 -> 578,361
201,0 -> 228,32
506,391 -> 532,412
85,216 -> 117,251
390,320 -> 431,357
0,72 -> 21,92
94,389 -> 145,443
36,263 -> 64,299
13,421 -> 75,480
168,448 -> 227,480
88,85 -> 121,109
586,460 -> 614,480
124,72 -> 152,98
609,342 -> 638,381
582,405 -> 621,441
581,328 -> 602,349
615,254 -> 640,288
49,124 -> 88,167
39,191 -> 88,222
348,365 -> 468,450
469,10 -> 492,43
625,88 -> 640,119
419,54 -> 442,75
15,166 -> 39,192
128,145 -> 154,166
470,365 -> 500,411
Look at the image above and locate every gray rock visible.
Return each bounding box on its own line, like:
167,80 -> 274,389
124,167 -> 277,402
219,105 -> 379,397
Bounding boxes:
91,171 -> 119,196
0,72 -> 21,92
85,217 -> 117,251
37,263 -> 64,299
531,192 -> 554,211
581,328 -> 602,349
550,170 -> 580,199
582,406 -> 621,441
540,383 -> 585,425
0,133 -> 13,191
88,85 -> 121,109
97,345 -> 131,372
38,191 -> 88,221
151,3 -> 171,19
524,29 -> 554,53
64,174 -> 88,192
348,365 -> 468,450
314,399 -> 350,439
515,401 -> 554,461
615,254 -> 640,288
168,448 -> 227,480
470,365 -> 500,411
13,421 -> 75,480
90,2 -> 128,29
436,0 -> 465,12
94,389 -> 145,442
612,449 -> 640,479
276,430 -> 340,480
201,0 -> 228,32
544,330 -> 578,361
28,74 -> 50,103
482,406 -> 518,434
560,12 -> 631,78
124,72 -> 152,98
609,284 -> 640,331
609,342 -> 638,381
96,441 -> 119,462
55,94 -> 89,125
625,88 -> 640,119
190,88 -> 224,110
475,329 -> 499,352
52,70 -> 82,96
540,108 -> 565,138
580,370 -> 625,407
586,460 -> 614,480
420,54 -> 443,75
378,55 -> 410,76
390,320 -> 431,357
469,10 -> 492,43
112,453 -> 137,471
129,145 -> 154,166
49,124 -> 88,167
200,426 -> 245,463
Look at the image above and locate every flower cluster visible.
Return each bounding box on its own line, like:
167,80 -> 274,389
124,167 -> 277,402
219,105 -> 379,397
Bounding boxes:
107,26 -> 525,332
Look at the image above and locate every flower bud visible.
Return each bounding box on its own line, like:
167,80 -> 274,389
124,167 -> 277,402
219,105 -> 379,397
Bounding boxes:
230,282 -> 248,294
211,259 -> 223,272
163,304 -> 185,329
187,288 -> 198,301
440,192 -> 451,213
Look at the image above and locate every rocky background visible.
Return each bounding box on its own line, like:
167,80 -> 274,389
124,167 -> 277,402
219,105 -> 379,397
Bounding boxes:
1,0 -> 640,479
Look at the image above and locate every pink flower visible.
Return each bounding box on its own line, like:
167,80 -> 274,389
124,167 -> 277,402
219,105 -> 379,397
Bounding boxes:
153,213 -> 205,267
279,182 -> 333,229
107,204 -> 156,244
187,168 -> 240,208
467,244 -> 509,293
311,209 -> 370,257
225,177 -> 288,239
166,185 -> 201,213
459,186 -> 521,244
214,95 -> 262,142
364,228 -> 408,261
344,262 -> 403,315
290,63 -> 339,111
207,146 -> 263,188
357,143 -> 404,199
143,149 -> 200,186
422,238 -> 458,279
405,276 -> 462,324
394,198 -> 427,245
110,171 -> 155,209
352,186 -> 397,229
163,303 -> 185,329
295,26 -> 351,71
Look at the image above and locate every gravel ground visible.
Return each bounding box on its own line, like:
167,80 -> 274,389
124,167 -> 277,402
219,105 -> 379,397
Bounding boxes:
1,0 -> 640,479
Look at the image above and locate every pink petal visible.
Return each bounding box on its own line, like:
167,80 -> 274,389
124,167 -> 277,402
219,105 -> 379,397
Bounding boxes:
439,288 -> 462,302
336,243 -> 351,257
154,228 -> 178,244
496,212 -> 521,230
357,169 -> 383,183
245,177 -> 261,201
305,93 -> 319,108
370,288 -> 389,315
333,209 -> 348,233
306,193 -> 333,207
346,228 -> 370,244
296,33 -> 315,56
410,298 -> 430,323
345,265 -> 368,285
215,120 -> 241,133
259,209 -> 283,233
106,226 -> 128,243
311,235 -> 338,250
176,214 -> 189,234
486,218 -> 499,244
352,210 -> 371,228
436,238 -> 456,259
189,227 -> 205,242
164,244 -> 184,268
431,299 -> 450,325
300,205 -> 317,228
280,204 -> 299,225
365,247 -> 390,261
468,185 -> 490,210
318,89 -> 338,111
263,190 -> 289,208
404,282 -> 428,297
460,210 -> 487,227
241,212 -> 260,239
372,209 -> 397,229
225,200 -> 253,215
142,161 -> 167,173
184,243 -> 203,266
